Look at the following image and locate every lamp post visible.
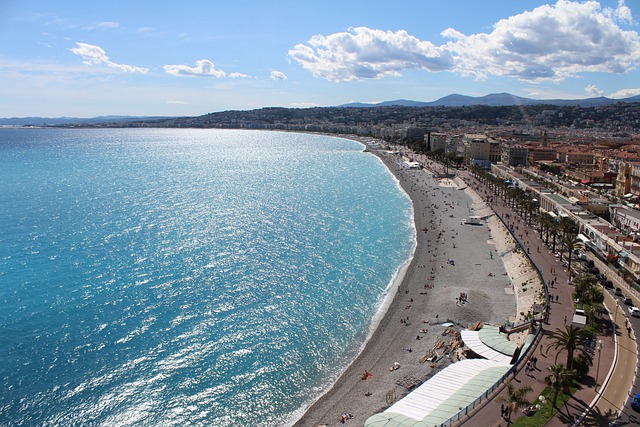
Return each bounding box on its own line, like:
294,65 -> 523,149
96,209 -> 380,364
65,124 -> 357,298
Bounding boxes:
613,305 -> 618,342
595,339 -> 603,391
536,395 -> 546,427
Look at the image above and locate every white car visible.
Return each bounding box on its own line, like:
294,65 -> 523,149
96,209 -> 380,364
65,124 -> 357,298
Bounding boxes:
629,306 -> 640,317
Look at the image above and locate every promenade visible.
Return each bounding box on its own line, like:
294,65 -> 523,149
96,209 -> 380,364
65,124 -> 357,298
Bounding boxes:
453,168 -> 637,427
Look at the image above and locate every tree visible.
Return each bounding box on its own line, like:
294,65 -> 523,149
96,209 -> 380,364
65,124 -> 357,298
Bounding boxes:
546,325 -> 586,370
550,220 -> 560,253
573,273 -> 604,327
558,217 -> 577,246
573,273 -> 598,303
545,364 -> 576,413
539,213 -> 555,246
497,382 -> 533,425
444,151 -> 457,174
562,234 -> 583,282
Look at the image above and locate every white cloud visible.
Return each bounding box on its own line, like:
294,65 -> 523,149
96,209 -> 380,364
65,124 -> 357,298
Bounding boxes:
289,1 -> 640,83
166,100 -> 189,105
288,27 -> 453,82
270,70 -> 288,80
585,84 -> 604,97
70,42 -> 148,73
290,102 -> 320,108
229,72 -> 251,78
614,0 -> 634,24
84,21 -> 121,31
444,0 -> 640,82
163,59 -> 226,77
609,88 -> 640,98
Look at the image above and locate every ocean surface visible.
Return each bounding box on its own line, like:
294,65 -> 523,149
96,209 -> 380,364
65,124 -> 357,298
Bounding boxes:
0,128 -> 414,426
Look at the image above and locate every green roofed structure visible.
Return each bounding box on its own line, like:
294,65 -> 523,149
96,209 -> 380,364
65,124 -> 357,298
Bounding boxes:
365,359 -> 510,427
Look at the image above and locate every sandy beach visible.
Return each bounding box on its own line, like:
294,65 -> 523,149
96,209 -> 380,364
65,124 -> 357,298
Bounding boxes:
292,141 -> 539,427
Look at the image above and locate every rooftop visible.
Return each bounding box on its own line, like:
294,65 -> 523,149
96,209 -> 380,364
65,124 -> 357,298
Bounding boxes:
365,359 -> 511,427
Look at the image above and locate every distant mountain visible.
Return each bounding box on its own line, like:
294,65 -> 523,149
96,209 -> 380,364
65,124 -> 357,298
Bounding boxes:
338,92 -> 639,108
339,99 -> 431,108
0,115 -> 174,126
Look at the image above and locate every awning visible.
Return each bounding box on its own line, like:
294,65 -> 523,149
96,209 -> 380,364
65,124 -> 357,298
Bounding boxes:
581,179 -> 590,184
548,211 -> 558,218
624,193 -> 635,198
577,233 -> 590,243
620,250 -> 630,258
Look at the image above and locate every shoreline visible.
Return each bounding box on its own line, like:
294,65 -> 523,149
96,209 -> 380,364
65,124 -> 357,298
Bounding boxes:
292,137 -> 539,427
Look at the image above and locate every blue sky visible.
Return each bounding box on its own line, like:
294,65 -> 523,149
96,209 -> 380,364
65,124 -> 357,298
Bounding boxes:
1,0 -> 639,117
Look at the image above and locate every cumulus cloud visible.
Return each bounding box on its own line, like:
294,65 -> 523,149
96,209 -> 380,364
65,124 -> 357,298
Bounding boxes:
288,27 -> 453,81
70,42 -> 148,73
613,0 -> 634,24
609,88 -> 640,98
270,70 -> 288,80
444,0 -> 640,82
585,84 -> 604,97
289,0 -> 640,83
163,59 -> 226,77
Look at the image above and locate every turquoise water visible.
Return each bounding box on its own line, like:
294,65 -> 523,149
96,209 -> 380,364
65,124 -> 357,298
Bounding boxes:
0,128 -> 414,426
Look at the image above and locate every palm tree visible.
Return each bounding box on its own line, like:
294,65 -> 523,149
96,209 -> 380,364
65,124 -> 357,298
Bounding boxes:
562,234 -> 583,282
538,212 -> 551,240
573,273 -> 602,308
558,217 -> 577,247
497,382 -> 533,425
547,325 -> 585,370
545,364 -> 576,414
444,151 -> 457,174
575,275 -> 605,327
547,220 -> 560,253
523,197 -> 538,227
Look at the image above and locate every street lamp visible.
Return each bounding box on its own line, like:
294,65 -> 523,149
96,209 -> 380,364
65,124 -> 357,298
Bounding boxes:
613,305 -> 618,342
595,340 -> 603,391
536,395 -> 546,427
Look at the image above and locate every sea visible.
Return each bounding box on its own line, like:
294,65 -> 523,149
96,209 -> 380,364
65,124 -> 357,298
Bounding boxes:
0,128 -> 415,426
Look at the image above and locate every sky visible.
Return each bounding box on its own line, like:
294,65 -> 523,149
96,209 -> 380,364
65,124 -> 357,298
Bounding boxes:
1,0 -> 639,117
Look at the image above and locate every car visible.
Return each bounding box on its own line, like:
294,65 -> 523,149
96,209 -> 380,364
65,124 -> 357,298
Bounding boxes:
615,288 -> 624,296
603,279 -> 614,289
630,307 -> 640,317
632,393 -> 640,411
624,297 -> 633,305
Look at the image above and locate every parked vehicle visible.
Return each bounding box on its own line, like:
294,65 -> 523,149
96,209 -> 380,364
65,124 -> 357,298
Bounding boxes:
603,279 -> 614,289
629,306 -> 640,317
632,393 -> 640,410
624,296 -> 633,305
615,288 -> 624,296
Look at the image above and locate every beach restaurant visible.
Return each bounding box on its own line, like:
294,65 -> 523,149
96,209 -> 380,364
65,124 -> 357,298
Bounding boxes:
365,326 -> 535,427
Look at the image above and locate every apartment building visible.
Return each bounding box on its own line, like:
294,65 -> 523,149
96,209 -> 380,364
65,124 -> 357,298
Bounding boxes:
463,134 -> 501,167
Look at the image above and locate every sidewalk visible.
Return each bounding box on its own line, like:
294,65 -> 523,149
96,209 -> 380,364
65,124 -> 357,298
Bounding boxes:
454,170 -> 628,427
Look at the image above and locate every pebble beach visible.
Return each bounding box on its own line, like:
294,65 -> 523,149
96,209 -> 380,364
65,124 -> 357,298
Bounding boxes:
293,141 -> 540,427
